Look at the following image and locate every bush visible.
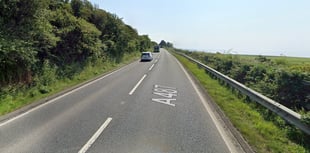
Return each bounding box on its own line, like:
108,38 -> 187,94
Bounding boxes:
39,60 -> 57,86
0,0 -> 153,113
182,50 -> 310,111
0,34 -> 36,86
301,112 -> 310,125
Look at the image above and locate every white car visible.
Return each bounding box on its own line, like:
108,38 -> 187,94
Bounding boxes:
140,52 -> 153,61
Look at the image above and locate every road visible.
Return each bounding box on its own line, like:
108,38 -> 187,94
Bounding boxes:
0,49 -> 242,153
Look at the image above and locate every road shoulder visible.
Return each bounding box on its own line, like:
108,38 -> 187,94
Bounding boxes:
171,51 -> 254,153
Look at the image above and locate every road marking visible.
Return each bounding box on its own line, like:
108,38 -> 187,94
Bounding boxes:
152,84 -> 177,107
155,84 -> 176,90
154,88 -> 177,94
0,63 -> 132,127
152,98 -> 176,107
153,92 -> 177,98
154,59 -> 158,63
78,117 -> 112,153
174,56 -> 238,153
148,64 -> 155,71
129,74 -> 147,95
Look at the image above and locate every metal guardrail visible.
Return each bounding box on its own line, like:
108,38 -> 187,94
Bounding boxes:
177,52 -> 310,135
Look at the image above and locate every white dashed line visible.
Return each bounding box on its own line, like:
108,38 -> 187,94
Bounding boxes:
149,64 -> 155,71
78,117 -> 112,153
129,74 -> 147,95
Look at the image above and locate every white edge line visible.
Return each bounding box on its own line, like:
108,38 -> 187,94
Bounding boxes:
78,117 -> 112,153
173,54 -> 238,153
0,62 -> 132,127
129,74 -> 147,95
148,64 -> 155,71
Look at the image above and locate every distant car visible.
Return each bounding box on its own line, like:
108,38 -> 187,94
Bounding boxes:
140,52 -> 153,62
153,45 -> 160,53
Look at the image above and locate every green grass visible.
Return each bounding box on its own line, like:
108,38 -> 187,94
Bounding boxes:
172,52 -> 308,153
0,52 -> 140,116
237,54 -> 310,66
197,52 -> 310,72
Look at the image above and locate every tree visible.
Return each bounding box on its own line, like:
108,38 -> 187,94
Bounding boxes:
71,0 -> 83,17
0,34 -> 36,86
0,0 -> 153,88
167,42 -> 173,48
139,35 -> 151,52
51,9 -> 102,65
159,40 -> 167,48
0,0 -> 50,36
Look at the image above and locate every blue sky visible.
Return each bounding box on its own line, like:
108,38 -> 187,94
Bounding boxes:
90,0 -> 310,57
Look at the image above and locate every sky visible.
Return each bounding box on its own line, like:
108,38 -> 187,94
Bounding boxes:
89,0 -> 310,57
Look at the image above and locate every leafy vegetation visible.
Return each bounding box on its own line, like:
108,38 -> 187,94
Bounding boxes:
174,49 -> 310,112
0,0 -> 153,115
159,40 -> 173,48
171,50 -> 309,153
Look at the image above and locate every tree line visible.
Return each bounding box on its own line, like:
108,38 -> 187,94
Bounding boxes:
0,0 -> 153,88
159,40 -> 173,48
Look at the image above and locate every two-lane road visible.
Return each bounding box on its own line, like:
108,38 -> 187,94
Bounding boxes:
0,49 -> 242,153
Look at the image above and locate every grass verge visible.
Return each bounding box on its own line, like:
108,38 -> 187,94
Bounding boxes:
172,52 -> 308,153
0,52 -> 140,116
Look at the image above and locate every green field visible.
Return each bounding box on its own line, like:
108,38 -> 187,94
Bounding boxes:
199,52 -> 310,69
237,54 -> 310,66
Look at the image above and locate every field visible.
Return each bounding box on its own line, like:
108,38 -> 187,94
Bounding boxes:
238,54 -> 310,66
198,51 -> 310,67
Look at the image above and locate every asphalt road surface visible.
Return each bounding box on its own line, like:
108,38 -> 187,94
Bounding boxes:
0,49 -> 243,153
